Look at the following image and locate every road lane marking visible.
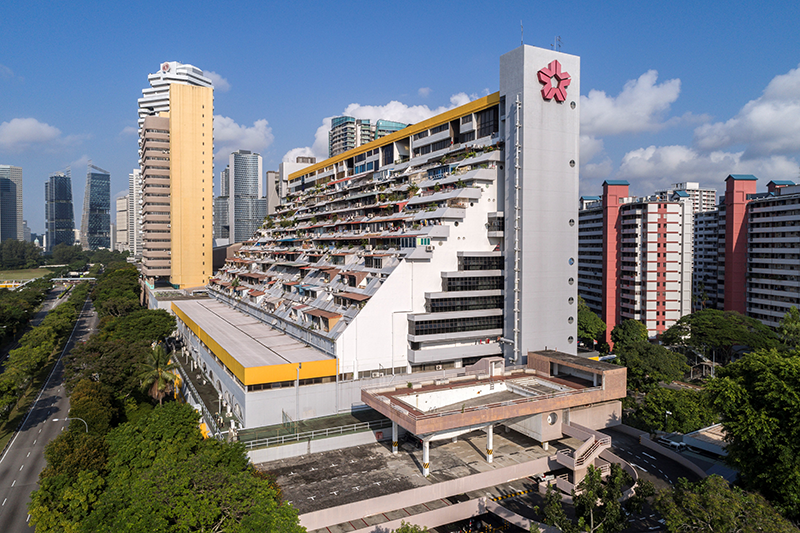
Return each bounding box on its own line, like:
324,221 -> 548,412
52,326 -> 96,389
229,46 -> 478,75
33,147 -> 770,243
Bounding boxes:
642,452 -> 657,460
26,452 -> 30,457
27,514 -> 30,522
19,464 -> 24,471
2,498 -> 5,506
11,480 -> 15,487
631,462 -> 648,473
32,440 -> 36,445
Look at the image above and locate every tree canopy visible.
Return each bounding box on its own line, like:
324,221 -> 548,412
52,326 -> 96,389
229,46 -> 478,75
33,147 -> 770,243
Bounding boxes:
0,238 -> 42,269
780,306 -> 800,350
705,348 -> 800,521
661,309 -> 780,365
610,319 -> 648,352
655,475 -> 799,532
633,387 -> 716,433
617,341 -> 689,391
578,297 -> 606,347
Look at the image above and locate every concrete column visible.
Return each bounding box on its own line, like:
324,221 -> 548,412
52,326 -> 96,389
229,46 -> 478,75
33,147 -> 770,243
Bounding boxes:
422,440 -> 430,476
392,422 -> 398,454
486,425 -> 494,463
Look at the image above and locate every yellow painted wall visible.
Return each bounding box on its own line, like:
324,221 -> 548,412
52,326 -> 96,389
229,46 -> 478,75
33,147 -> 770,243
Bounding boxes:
169,83 -> 213,289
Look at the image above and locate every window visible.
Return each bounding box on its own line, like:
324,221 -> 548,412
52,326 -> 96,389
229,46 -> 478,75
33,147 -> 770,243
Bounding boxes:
431,124 -> 449,134
461,115 -> 473,124
410,315 -> 503,336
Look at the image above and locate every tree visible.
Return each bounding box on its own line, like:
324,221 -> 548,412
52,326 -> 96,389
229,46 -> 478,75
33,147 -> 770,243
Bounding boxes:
610,319 -> 648,352
51,243 -> 85,265
706,349 -> 800,521
68,379 -> 116,435
634,387 -> 716,433
103,309 -> 176,344
661,309 -> 780,365
654,475 -> 798,532
393,521 -> 428,532
617,341 -> 689,391
137,346 -> 179,406
578,297 -> 605,348
779,306 -> 800,349
542,464 -> 647,533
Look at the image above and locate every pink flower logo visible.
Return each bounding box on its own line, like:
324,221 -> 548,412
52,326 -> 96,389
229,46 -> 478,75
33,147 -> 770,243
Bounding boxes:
538,60 -> 571,102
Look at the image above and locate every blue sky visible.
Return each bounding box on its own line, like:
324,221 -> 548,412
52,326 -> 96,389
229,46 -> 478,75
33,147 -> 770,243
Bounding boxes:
1,0 -> 799,234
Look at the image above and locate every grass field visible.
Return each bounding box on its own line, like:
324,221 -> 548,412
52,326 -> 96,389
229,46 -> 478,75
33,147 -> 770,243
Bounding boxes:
0,268 -> 53,281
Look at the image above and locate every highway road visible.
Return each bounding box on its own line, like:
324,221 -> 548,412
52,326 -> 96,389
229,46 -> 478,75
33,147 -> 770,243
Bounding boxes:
0,294 -> 98,533
0,287 -> 67,369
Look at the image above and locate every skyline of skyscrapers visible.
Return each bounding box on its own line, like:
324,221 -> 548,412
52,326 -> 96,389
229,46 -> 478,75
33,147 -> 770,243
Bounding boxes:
80,163 -> 111,250
0,165 -> 23,242
45,170 -> 75,252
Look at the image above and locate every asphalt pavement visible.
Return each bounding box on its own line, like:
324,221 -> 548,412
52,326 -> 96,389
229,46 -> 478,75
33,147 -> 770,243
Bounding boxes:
0,294 -> 98,533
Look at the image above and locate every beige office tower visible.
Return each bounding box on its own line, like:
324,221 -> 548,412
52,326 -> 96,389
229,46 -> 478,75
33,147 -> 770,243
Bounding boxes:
138,62 -> 213,289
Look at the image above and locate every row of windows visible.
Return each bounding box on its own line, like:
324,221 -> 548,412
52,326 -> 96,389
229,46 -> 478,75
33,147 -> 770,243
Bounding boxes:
444,276 -> 503,292
431,124 -> 449,134
427,295 -> 503,313
410,315 -> 503,336
460,256 -> 503,270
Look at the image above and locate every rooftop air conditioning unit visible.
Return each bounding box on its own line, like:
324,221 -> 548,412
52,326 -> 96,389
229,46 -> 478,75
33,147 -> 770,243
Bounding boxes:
435,365 -> 443,371
371,372 -> 384,378
425,245 -> 434,252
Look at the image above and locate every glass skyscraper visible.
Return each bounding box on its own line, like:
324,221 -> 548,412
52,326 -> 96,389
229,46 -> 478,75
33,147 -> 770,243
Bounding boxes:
80,163 -> 111,250
0,165 -> 23,242
45,170 -> 75,252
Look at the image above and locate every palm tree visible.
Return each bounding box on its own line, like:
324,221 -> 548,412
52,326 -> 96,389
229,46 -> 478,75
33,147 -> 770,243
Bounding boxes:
138,346 -> 179,406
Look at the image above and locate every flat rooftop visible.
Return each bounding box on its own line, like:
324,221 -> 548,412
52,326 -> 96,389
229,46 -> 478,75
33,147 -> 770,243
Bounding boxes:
172,299 -> 335,386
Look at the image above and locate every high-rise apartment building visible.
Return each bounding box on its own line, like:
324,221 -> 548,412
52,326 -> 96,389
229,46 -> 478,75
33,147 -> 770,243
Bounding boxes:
128,169 -> 143,258
578,181 -> 693,341
22,220 -> 31,242
45,170 -> 75,252
138,61 -> 214,288
655,182 -> 717,214
691,176 -> 799,326
116,195 -> 129,252
80,163 -> 111,250
0,165 -> 23,242
328,116 -> 407,157
170,45 -> 582,429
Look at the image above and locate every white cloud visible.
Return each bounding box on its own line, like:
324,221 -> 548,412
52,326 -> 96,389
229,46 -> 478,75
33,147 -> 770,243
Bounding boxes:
282,93 -> 478,162
205,71 -> 231,92
213,116 -> 274,162
0,64 -> 13,80
418,87 -> 432,97
616,144 -> 799,193
119,125 -> 137,136
0,117 -> 63,152
581,70 -> 681,136
694,64 -> 800,158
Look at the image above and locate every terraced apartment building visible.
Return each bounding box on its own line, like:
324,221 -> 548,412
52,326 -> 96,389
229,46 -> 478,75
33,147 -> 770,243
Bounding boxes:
173,45 -> 582,428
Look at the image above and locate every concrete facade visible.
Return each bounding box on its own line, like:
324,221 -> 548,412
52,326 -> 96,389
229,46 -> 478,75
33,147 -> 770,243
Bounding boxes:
172,46 -> 582,431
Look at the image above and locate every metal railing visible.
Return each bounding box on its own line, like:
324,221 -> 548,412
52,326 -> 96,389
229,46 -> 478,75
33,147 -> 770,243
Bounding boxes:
172,355 -> 222,439
243,418 -> 392,450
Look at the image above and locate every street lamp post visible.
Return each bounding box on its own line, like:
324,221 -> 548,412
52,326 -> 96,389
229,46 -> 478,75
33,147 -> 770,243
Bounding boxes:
53,417 -> 88,433
295,362 -> 302,434
665,410 -> 672,431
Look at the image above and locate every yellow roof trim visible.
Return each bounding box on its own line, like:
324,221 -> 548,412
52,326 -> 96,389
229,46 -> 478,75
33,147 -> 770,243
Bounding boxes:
289,92 -> 501,182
